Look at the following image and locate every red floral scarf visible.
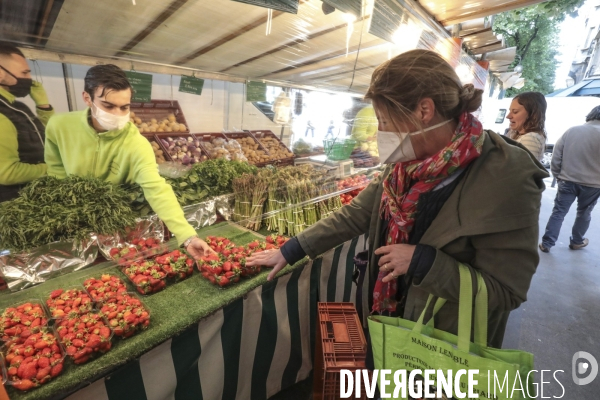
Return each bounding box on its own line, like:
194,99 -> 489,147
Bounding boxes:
372,112 -> 485,313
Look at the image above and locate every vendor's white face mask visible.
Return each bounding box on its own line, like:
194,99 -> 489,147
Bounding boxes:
91,102 -> 130,131
377,119 -> 452,163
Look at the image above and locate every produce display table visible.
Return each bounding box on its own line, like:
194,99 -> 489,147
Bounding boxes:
1,223 -> 367,400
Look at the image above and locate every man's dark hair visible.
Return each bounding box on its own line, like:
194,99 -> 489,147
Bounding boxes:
586,105 -> 600,122
0,42 -> 25,58
84,64 -> 132,99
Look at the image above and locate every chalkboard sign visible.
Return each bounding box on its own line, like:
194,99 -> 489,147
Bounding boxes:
246,81 -> 267,102
179,76 -> 205,95
232,0 -> 298,14
125,71 -> 152,102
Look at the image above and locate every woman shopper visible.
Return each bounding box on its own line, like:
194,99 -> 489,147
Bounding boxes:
247,50 -> 548,348
506,91 -> 547,162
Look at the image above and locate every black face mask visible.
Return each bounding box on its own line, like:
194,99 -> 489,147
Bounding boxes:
0,65 -> 32,98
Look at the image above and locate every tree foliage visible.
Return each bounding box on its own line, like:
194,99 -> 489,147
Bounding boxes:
492,0 -> 585,96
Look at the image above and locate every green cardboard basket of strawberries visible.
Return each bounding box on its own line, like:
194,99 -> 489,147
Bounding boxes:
0,300 -> 50,343
154,249 -> 195,282
83,274 -> 128,304
120,260 -> 167,295
3,329 -> 65,391
55,311 -> 112,365
98,293 -> 150,339
45,288 -> 94,319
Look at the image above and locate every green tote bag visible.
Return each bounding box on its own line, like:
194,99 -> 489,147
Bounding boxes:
368,264 -> 534,400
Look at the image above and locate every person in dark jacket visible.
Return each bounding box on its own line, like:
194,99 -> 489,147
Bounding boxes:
247,50 -> 548,349
0,42 -> 54,202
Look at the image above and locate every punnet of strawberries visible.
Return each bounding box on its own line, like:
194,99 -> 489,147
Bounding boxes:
154,249 -> 195,281
99,294 -> 150,338
55,311 -> 112,364
337,174 -> 371,205
83,274 -> 128,303
108,237 -> 163,265
4,330 -> 64,390
46,289 -> 93,319
0,301 -> 49,342
121,260 -> 167,295
197,235 -> 289,288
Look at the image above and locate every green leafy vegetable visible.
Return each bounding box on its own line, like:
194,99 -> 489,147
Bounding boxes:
0,176 -> 137,252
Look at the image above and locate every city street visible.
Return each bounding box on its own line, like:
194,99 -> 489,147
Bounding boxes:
503,176 -> 600,396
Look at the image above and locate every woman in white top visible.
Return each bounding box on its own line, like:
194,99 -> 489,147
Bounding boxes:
506,92 -> 547,162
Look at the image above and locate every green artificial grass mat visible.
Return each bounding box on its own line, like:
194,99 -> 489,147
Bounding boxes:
1,222 -> 308,400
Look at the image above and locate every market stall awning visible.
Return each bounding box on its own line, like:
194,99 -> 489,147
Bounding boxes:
551,79 -> 600,96
420,0 -> 551,26
0,0 -> 539,93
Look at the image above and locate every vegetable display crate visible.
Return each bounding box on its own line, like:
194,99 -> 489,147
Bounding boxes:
193,132 -> 235,161
251,130 -> 296,167
130,100 -> 190,134
222,132 -> 271,165
141,134 -> 170,164
152,133 -> 209,165
323,138 -> 357,161
313,302 -> 368,400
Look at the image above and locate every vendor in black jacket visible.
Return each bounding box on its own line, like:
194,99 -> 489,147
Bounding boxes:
0,42 -> 54,202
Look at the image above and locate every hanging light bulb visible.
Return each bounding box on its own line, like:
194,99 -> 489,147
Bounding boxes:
391,18 -> 422,52
344,13 -> 356,57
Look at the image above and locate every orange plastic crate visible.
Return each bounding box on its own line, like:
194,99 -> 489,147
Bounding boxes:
314,302 -> 369,400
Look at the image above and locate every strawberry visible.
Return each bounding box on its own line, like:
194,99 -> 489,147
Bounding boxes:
13,379 -> 36,391
216,276 -> 230,287
36,366 -> 51,381
50,362 -> 63,377
18,362 -> 37,380
38,356 -> 50,369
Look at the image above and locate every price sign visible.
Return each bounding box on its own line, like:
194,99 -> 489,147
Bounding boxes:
125,71 -> 152,102
246,81 -> 267,102
179,76 -> 205,95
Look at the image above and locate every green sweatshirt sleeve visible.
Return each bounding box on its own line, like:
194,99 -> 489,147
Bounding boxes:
0,114 -> 47,185
43,117 -> 67,179
36,107 -> 55,127
132,140 -> 197,246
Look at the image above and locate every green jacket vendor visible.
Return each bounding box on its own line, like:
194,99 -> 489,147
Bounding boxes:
0,42 -> 53,202
44,64 -> 213,258
248,50 -> 549,349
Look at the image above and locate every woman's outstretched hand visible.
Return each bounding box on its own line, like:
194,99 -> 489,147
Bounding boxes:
374,244 -> 416,283
246,249 -> 287,281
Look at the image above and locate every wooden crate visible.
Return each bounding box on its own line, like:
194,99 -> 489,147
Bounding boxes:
153,133 -> 209,165
141,133 -> 173,163
222,132 -> 270,165
250,130 -> 296,167
130,100 -> 190,135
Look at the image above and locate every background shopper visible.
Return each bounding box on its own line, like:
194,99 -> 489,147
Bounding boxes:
506,91 -> 547,162
540,106 -> 600,252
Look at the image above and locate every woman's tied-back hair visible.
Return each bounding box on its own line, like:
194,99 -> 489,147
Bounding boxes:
364,49 -> 483,131
513,91 -> 547,137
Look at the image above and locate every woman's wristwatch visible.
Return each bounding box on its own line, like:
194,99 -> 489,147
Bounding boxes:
181,235 -> 198,249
